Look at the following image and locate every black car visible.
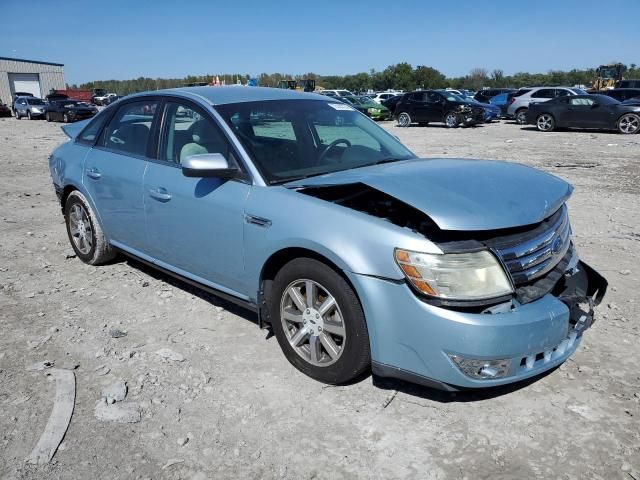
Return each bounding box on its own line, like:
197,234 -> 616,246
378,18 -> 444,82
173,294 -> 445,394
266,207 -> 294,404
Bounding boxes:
616,79 -> 640,89
601,88 -> 640,103
381,94 -> 403,115
45,99 -> 98,123
473,88 -> 516,104
526,94 -> 640,134
394,90 -> 485,128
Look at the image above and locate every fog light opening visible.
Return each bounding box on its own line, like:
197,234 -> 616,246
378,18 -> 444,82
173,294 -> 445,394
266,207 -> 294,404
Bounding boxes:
449,355 -> 511,380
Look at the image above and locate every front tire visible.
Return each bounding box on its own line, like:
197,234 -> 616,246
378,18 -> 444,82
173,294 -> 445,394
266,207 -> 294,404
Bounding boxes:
618,113 -> 640,134
268,258 -> 370,384
396,112 -> 412,127
46,112 -> 52,122
444,112 -> 459,128
63,113 -> 69,123
15,110 -> 21,120
536,113 -> 555,132
27,111 -> 32,120
515,108 -> 528,125
64,190 -> 115,265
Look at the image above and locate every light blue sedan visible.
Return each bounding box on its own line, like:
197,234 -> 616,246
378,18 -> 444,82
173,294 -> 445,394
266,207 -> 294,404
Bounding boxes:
49,87 -> 607,390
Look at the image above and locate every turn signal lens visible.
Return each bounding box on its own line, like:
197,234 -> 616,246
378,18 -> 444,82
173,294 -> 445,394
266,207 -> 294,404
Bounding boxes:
394,248 -> 513,301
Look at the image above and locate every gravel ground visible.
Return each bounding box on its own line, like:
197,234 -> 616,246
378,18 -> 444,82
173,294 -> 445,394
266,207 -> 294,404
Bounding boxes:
0,116 -> 639,480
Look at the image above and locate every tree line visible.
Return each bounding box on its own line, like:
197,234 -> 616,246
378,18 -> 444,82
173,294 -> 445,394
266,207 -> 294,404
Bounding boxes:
70,63 -> 640,95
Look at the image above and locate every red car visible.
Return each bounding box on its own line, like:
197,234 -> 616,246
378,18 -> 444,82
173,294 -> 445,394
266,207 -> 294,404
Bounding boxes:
0,101 -> 12,117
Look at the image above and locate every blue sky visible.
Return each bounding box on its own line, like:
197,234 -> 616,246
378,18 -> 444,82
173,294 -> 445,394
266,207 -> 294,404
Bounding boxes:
2,0 -> 638,84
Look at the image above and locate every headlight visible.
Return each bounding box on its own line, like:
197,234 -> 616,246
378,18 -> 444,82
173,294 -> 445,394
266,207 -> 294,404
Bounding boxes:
395,249 -> 513,300
368,108 -> 378,113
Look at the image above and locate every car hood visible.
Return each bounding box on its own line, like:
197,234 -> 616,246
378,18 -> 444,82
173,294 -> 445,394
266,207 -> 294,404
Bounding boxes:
287,158 -> 572,231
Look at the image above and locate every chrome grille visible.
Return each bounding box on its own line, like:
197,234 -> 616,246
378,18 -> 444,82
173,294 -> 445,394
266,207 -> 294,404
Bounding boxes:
496,206 -> 571,285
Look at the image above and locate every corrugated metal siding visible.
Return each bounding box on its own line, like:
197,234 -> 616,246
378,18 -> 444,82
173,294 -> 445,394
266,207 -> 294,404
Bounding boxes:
0,59 -> 65,104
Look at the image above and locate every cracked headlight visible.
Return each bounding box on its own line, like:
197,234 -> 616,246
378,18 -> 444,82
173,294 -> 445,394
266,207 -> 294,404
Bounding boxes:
395,249 -> 513,301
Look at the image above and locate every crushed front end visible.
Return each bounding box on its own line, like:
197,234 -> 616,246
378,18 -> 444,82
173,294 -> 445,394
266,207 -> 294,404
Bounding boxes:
350,204 -> 607,390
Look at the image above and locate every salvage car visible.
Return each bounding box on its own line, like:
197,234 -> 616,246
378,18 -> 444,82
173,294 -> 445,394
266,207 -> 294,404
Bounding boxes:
508,87 -> 587,125
46,99 -> 98,123
13,96 -> 47,119
0,100 -> 11,117
395,90 -> 485,127
344,96 -> 391,120
527,94 -> 640,134
601,88 -> 640,103
49,87 -> 607,390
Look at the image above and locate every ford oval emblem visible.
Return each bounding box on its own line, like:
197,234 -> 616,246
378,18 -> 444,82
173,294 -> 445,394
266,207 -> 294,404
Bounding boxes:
551,236 -> 563,255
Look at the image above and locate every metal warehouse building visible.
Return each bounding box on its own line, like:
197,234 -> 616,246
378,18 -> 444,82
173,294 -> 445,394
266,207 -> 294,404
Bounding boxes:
0,56 -> 65,104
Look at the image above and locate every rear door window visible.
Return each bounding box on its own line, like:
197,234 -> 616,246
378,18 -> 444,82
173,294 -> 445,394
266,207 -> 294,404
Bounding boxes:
100,100 -> 159,158
77,114 -> 110,145
531,89 -> 555,99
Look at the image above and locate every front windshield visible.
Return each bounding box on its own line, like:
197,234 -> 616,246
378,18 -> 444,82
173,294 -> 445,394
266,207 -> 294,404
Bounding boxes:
27,99 -> 45,105
358,96 -> 374,103
571,88 -> 588,95
215,99 -> 415,184
337,90 -> 353,96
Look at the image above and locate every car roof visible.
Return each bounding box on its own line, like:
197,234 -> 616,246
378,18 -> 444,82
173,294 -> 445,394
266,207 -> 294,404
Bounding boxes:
127,86 -> 329,105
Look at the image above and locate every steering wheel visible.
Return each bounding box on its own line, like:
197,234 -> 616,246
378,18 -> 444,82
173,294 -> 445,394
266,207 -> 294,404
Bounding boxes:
318,138 -> 352,163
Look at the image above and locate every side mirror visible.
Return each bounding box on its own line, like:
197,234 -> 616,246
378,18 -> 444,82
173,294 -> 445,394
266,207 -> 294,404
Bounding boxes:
591,102 -> 599,108
181,153 -> 238,179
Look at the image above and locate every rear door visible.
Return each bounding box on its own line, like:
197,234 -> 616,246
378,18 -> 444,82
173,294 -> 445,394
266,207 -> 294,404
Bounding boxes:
82,99 -> 159,253
143,99 -> 250,294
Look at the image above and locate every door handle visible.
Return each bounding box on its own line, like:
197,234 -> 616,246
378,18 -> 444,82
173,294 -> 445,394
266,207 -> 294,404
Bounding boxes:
85,167 -> 101,179
149,187 -> 172,202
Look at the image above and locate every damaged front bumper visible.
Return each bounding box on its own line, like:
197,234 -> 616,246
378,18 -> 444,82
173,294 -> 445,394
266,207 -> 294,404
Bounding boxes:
347,259 -> 607,391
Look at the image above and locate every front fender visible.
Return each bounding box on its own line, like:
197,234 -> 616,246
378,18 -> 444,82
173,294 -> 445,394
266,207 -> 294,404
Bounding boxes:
242,185 -> 440,301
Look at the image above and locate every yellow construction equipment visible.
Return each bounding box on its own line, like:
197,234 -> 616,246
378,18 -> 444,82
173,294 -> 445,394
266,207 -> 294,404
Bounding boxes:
593,63 -> 624,90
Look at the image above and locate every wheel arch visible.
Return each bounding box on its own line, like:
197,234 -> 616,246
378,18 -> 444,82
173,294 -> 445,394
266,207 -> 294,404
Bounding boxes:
258,247 -> 362,328
58,183 -> 108,239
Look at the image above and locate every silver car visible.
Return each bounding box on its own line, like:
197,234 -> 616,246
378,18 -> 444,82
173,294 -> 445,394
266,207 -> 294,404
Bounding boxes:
13,96 -> 47,120
508,87 -> 587,124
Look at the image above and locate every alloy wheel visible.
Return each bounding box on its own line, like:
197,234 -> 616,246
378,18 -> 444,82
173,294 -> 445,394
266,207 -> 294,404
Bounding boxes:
516,110 -> 528,125
445,113 -> 459,128
280,279 -> 346,367
397,112 -> 411,127
537,114 -> 554,132
618,114 -> 640,134
68,203 -> 93,255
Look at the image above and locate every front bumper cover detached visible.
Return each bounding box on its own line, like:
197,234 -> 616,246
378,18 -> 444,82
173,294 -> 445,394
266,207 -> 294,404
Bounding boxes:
355,260 -> 607,391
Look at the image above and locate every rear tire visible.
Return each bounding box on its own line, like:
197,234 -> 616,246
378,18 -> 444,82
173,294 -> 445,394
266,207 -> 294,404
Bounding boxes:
46,112 -> 52,122
396,112 -> 411,127
268,258 -> 370,384
617,113 -> 640,134
515,108 -> 528,125
64,190 -> 116,265
536,113 -> 555,132
63,113 -> 69,123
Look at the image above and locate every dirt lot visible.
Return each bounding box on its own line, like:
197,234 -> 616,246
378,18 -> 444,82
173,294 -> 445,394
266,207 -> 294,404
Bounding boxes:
1,116 -> 639,480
